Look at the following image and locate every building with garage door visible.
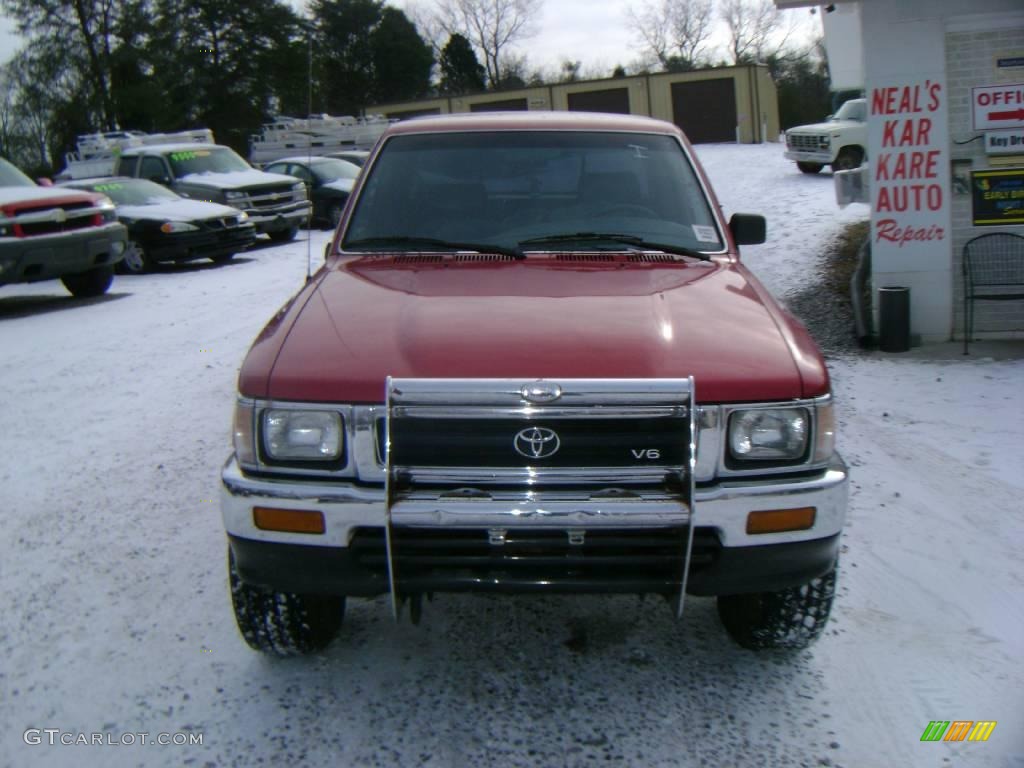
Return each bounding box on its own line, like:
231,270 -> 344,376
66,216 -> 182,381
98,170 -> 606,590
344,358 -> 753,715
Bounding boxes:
371,65 -> 779,145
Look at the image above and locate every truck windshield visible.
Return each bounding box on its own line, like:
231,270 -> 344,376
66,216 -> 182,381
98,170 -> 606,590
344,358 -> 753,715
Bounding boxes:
168,147 -> 251,177
343,131 -> 722,254
0,158 -> 36,187
832,99 -> 866,122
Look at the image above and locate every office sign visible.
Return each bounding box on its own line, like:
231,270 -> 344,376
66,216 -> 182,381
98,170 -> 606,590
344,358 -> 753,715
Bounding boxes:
972,84 -> 1024,130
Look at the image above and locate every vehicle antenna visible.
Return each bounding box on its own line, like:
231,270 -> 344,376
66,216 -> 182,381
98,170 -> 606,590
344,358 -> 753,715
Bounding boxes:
305,20 -> 313,284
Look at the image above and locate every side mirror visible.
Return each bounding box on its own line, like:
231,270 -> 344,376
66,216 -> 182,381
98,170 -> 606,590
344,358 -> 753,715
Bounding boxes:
729,213 -> 766,245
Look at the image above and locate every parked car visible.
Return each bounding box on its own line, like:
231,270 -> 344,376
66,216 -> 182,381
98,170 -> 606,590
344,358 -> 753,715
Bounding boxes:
114,143 -> 311,242
324,150 -> 369,167
63,177 -> 257,273
0,157 -> 126,297
263,156 -> 361,228
784,97 -> 867,174
222,112 -> 848,657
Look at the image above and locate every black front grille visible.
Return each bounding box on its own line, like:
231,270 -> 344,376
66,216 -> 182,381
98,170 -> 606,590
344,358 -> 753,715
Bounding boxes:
350,526 -> 718,594
14,201 -> 97,237
18,215 -> 98,237
244,185 -> 295,208
389,416 -> 689,469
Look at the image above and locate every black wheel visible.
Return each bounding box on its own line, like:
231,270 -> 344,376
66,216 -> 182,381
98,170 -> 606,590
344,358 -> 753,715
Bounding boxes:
60,265 -> 114,298
717,564 -> 837,650
797,162 -> 823,174
119,241 -> 151,274
228,547 -> 344,656
268,226 -> 298,243
831,148 -> 864,172
209,253 -> 235,264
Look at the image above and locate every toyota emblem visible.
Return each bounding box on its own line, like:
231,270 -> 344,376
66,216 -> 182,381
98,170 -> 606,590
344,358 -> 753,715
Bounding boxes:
514,426 -> 561,459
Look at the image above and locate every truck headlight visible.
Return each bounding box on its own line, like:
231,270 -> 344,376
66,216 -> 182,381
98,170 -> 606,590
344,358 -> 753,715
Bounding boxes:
291,182 -> 307,201
160,221 -> 199,233
728,408 -> 808,461
225,190 -> 245,200
263,409 -> 343,461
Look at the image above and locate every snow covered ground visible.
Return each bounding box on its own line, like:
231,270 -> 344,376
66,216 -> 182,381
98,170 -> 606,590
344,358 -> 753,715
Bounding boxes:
1,143 -> 1021,768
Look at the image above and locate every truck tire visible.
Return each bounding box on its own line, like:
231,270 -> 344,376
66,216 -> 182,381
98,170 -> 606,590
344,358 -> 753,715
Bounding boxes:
268,225 -> 298,243
832,148 -> 864,172
797,162 -> 823,174
61,265 -> 114,297
716,564 -> 837,650
228,547 -> 344,656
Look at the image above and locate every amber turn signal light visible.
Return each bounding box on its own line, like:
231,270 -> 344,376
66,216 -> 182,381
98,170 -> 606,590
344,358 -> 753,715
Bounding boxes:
253,506 -> 325,535
746,507 -> 816,535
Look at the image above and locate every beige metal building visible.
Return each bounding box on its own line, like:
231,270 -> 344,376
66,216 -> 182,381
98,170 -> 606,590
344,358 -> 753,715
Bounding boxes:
372,65 -> 779,144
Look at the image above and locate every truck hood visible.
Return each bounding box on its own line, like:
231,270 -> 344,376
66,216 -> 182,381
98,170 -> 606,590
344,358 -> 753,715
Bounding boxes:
0,185 -> 97,208
787,120 -> 859,136
244,257 -> 828,404
177,169 -> 298,190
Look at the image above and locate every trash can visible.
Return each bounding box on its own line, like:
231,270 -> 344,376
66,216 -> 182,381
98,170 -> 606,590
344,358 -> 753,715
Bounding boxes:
878,286 -> 910,352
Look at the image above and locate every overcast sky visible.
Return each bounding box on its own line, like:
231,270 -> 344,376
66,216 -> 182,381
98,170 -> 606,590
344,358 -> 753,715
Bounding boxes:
0,1 -> 819,74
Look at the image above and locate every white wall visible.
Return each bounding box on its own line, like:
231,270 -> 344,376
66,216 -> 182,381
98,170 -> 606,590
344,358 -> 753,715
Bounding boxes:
822,2 -> 864,91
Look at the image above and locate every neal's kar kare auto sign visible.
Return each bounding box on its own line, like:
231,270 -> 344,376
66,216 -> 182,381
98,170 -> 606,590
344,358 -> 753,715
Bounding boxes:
870,80 -> 949,251
972,168 -> 1024,226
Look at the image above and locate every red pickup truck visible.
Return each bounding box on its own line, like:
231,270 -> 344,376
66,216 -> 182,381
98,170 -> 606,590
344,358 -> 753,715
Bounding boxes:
222,112 -> 848,656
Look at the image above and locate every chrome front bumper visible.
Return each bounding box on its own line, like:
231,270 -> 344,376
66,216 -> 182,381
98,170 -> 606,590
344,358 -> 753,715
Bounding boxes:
220,453 -> 847,550
784,148 -> 833,164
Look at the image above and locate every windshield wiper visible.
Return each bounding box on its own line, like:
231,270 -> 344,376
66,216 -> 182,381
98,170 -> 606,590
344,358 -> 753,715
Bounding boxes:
344,236 -> 524,260
517,232 -> 710,261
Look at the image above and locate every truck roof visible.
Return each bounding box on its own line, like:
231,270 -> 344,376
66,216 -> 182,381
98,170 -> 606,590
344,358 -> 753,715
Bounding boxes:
119,142 -> 231,156
385,111 -> 683,137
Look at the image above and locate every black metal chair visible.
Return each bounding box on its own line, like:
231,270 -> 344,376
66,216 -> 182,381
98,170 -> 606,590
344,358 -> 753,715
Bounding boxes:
962,233 -> 1024,354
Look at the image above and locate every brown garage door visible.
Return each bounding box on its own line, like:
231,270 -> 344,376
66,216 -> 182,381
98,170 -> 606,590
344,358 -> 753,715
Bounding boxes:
671,79 -> 737,143
469,98 -> 528,112
567,88 -> 630,114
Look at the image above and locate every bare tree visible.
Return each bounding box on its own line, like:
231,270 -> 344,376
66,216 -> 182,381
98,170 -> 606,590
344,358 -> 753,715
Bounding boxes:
433,0 -> 542,88
627,0 -> 714,70
720,0 -> 794,64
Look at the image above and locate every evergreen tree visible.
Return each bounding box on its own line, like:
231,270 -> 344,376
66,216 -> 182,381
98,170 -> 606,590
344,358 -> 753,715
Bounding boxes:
371,7 -> 434,104
438,33 -> 485,95
312,0 -> 382,116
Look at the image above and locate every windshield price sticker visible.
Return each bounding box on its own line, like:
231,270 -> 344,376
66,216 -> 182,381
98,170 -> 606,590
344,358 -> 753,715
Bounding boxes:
692,225 -> 718,242
170,150 -> 210,162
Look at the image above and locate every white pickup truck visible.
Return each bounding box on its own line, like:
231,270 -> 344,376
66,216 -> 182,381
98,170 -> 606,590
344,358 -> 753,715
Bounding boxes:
783,98 -> 867,175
